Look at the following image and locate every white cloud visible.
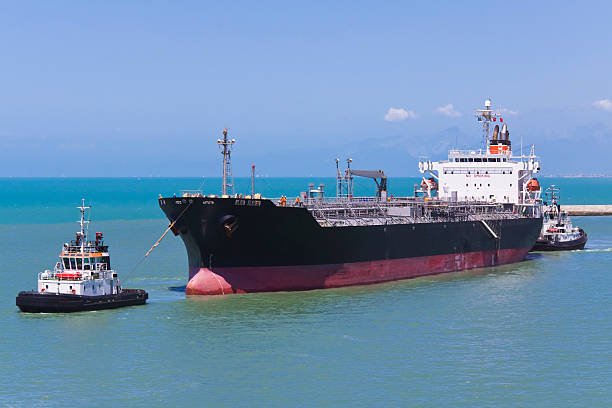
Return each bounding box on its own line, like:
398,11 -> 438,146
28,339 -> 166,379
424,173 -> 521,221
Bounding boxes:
593,99 -> 612,112
384,107 -> 416,122
434,104 -> 461,117
501,108 -> 518,115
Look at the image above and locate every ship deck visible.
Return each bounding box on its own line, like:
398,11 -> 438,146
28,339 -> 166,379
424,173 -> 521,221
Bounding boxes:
178,191 -> 540,226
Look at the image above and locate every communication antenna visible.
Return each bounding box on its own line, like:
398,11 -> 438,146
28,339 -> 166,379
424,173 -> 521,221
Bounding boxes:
346,158 -> 353,198
217,128 -> 235,196
335,158 -> 342,198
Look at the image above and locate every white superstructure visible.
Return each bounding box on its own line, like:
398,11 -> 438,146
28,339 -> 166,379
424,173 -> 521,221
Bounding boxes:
37,199 -> 121,296
419,99 -> 541,204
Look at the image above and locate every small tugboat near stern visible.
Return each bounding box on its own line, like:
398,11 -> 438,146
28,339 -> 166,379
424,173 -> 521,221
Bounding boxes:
16,199 -> 148,313
532,185 -> 588,251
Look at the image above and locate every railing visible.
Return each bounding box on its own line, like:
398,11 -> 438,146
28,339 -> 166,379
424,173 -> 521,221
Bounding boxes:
448,149 -> 485,156
181,190 -> 204,197
63,243 -> 108,253
38,269 -> 115,281
282,196 -> 540,226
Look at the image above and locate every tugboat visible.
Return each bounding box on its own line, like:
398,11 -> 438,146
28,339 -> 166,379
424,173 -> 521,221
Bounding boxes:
16,199 -> 148,313
532,185 -> 587,251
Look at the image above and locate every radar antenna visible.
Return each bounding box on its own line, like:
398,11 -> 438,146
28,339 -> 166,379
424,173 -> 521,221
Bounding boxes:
217,128 -> 235,196
474,98 -> 501,150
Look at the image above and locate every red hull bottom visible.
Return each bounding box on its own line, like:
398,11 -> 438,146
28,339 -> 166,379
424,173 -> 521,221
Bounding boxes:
185,247 -> 531,295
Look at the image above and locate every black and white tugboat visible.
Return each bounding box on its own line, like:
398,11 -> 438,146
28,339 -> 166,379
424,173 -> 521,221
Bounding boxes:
532,185 -> 587,251
16,199 -> 148,313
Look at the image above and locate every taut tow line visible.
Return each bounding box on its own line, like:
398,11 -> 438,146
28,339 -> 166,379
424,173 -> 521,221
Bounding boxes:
123,199 -> 195,280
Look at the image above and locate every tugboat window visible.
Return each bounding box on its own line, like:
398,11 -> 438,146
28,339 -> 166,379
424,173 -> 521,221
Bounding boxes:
76,258 -> 82,269
63,258 -> 70,269
70,258 -> 76,269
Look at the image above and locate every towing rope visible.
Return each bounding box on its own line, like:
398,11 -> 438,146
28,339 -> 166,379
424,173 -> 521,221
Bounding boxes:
122,198 -> 196,282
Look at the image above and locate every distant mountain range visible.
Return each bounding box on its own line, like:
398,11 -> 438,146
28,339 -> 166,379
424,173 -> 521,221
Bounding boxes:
237,122 -> 612,178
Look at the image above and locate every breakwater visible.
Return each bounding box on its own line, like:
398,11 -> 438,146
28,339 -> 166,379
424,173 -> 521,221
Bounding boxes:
562,205 -> 612,216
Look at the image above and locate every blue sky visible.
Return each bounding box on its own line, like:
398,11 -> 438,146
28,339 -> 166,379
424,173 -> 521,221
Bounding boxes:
1,1 -> 611,176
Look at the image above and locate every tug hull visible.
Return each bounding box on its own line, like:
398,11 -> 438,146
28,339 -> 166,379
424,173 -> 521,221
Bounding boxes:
16,289 -> 148,313
532,230 -> 588,251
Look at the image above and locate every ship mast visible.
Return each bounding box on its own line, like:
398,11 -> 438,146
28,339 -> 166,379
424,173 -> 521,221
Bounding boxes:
474,98 -> 501,150
76,198 -> 90,252
546,185 -> 562,226
217,128 -> 235,196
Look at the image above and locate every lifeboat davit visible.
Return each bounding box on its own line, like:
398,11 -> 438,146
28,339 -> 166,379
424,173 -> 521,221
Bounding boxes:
526,178 -> 541,192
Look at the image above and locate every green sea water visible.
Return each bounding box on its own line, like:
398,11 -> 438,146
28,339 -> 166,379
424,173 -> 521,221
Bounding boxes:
1,178 -> 611,407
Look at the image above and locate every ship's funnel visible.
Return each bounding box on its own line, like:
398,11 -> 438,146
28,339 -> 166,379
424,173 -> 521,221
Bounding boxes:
492,124 -> 499,140
501,123 -> 509,140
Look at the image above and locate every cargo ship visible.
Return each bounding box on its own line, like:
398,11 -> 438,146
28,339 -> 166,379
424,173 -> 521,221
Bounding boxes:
159,99 -> 543,295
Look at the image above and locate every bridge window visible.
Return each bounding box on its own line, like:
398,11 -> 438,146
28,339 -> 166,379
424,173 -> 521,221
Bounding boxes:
468,158 -> 474,162
70,258 -> 76,269
62,258 -> 70,269
76,258 -> 82,269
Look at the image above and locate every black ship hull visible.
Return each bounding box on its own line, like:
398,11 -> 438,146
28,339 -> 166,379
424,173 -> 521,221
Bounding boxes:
532,229 -> 588,251
159,197 -> 543,295
16,289 -> 148,313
